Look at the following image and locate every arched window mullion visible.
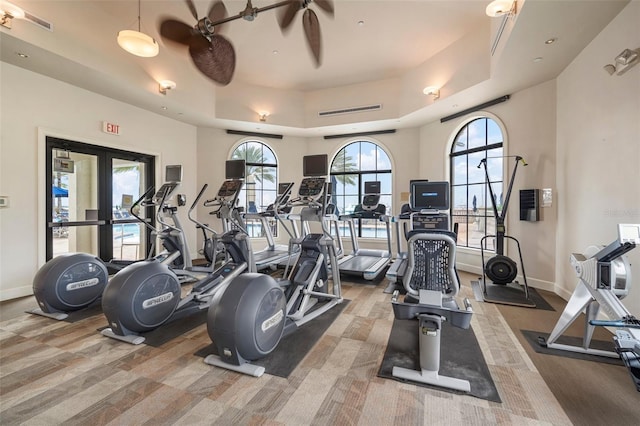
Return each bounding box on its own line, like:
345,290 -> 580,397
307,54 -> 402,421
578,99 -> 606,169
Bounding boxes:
449,117 -> 504,250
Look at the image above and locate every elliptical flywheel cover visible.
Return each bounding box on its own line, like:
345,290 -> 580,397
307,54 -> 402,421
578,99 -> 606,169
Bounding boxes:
32,253 -> 109,313
485,255 -> 518,285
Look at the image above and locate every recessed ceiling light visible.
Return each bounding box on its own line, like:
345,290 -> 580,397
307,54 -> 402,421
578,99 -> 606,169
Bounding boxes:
15,52 -> 29,58
161,106 -> 167,110
357,20 -> 364,26
533,57 -> 543,63
272,50 -> 279,54
545,38 -> 557,45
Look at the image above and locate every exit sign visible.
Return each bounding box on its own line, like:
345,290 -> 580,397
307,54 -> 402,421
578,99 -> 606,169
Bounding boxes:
102,121 -> 121,135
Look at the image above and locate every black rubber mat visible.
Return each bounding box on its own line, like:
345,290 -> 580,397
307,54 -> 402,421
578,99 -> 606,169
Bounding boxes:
521,329 -> 623,366
378,318 -> 501,402
194,301 -> 349,378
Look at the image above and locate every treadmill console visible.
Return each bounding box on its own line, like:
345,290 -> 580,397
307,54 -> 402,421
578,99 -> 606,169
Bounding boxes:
153,182 -> 179,204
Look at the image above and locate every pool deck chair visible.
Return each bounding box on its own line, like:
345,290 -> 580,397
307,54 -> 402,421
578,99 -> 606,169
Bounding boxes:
391,230 -> 473,392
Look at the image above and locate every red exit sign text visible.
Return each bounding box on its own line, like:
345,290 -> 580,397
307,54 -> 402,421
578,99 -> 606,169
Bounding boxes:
102,121 -> 121,135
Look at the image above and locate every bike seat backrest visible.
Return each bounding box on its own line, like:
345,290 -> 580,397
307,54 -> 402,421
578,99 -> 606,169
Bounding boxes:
404,229 -> 459,298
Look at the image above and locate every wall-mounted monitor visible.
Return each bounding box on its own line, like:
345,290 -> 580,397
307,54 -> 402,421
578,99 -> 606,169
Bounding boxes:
303,154 -> 328,177
165,165 -> 182,183
410,180 -> 450,211
225,159 -> 246,179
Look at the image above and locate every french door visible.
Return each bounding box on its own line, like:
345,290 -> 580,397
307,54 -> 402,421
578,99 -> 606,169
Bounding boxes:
46,137 -> 155,263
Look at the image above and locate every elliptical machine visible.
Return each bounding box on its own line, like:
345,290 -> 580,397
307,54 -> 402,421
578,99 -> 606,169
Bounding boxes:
475,155 -> 535,308
204,154 -> 343,377
29,167 -> 194,320
100,177 -> 253,345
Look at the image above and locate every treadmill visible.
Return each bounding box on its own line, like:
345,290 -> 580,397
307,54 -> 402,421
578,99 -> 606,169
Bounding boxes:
385,180 -> 451,291
244,182 -> 297,270
337,181 -> 392,280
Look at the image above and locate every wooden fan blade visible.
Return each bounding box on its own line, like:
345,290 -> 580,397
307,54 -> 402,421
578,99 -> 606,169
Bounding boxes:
189,34 -> 236,86
185,0 -> 198,20
159,19 -> 195,46
303,9 -> 321,67
278,0 -> 301,31
314,0 -> 334,16
208,0 -> 228,23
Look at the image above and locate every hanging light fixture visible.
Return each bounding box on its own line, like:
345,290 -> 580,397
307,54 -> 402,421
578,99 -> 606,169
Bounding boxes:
485,0 -> 516,18
117,0 -> 159,58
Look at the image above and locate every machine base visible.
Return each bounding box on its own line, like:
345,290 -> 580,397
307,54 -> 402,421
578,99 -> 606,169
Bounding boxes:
392,366 -> 471,393
101,327 -> 146,345
204,355 -> 265,377
27,308 -> 68,321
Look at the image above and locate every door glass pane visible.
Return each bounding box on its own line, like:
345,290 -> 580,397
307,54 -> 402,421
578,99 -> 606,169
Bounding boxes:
112,159 -> 147,261
52,151 -> 98,257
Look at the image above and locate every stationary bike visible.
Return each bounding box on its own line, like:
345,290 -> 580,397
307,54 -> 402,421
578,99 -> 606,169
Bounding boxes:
29,176 -> 193,321
204,172 -> 343,377
100,178 -> 253,345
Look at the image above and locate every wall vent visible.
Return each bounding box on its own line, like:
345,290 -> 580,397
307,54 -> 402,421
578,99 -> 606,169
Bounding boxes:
24,11 -> 53,32
318,104 -> 382,117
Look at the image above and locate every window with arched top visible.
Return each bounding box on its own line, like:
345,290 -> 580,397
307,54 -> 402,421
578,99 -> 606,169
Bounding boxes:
330,140 -> 392,239
230,140 -> 277,237
450,117 -> 504,249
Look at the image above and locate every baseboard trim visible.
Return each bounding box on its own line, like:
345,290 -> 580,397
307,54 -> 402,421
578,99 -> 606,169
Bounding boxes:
1,285 -> 34,302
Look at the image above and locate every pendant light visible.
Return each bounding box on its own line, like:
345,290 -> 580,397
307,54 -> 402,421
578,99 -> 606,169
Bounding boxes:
117,0 -> 159,58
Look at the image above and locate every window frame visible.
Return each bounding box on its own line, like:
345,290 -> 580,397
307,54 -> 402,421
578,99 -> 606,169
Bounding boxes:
449,116 -> 505,250
330,140 -> 393,240
230,140 -> 278,238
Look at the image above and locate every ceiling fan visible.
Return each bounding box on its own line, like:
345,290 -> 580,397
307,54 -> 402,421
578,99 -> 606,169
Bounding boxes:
158,0 -> 334,86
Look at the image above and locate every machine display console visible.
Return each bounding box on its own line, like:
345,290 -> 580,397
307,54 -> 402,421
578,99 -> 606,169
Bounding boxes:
619,224 -> 640,245
153,182 -> 179,203
298,177 -> 326,198
217,180 -> 243,198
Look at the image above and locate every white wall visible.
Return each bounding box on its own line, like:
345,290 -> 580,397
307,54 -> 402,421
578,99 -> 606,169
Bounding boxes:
0,62 -> 198,301
556,1 -> 640,315
417,79 -> 558,291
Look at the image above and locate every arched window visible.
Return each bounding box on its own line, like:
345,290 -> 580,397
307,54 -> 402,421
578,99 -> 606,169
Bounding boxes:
231,141 -> 277,237
330,140 -> 392,239
450,117 -> 504,249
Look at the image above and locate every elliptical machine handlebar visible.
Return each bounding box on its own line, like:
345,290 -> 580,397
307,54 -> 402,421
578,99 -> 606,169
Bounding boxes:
188,184 -> 219,237
130,186 -> 161,234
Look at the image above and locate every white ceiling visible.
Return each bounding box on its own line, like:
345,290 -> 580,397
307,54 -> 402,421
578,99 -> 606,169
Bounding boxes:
0,0 -> 630,135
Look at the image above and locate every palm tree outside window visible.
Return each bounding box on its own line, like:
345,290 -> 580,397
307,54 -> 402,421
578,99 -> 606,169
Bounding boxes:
450,117 -> 504,249
330,141 -> 392,239
231,141 -> 278,238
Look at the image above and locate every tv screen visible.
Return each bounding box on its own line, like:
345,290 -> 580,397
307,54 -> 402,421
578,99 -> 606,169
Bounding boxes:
165,165 -> 182,183
225,159 -> 246,179
410,180 -> 449,210
364,181 -> 381,194
303,154 -> 328,177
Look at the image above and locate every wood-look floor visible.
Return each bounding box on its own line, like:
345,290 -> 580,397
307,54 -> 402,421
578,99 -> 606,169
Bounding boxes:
0,271 -> 635,425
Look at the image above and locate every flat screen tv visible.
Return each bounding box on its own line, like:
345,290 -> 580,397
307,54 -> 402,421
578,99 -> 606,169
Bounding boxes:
225,159 -> 246,179
410,180 -> 449,211
303,154 -> 328,177
165,165 -> 182,183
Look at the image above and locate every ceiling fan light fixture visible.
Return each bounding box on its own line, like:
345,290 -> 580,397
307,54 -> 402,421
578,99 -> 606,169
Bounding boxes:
486,0 -> 516,18
118,30 -> 159,57
117,0 -> 158,58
